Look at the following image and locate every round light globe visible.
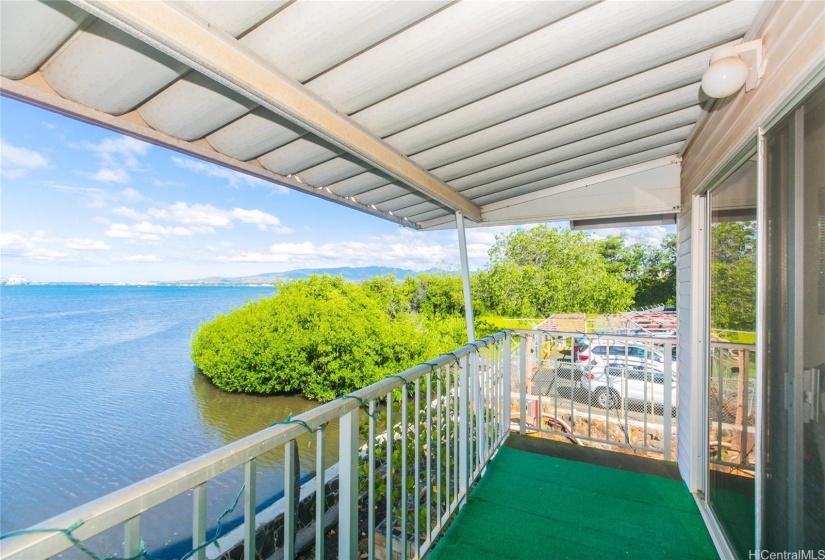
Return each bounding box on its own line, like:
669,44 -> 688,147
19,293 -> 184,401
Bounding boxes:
701,56 -> 749,98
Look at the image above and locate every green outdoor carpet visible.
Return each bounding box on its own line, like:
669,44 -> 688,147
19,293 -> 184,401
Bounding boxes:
428,445 -> 718,560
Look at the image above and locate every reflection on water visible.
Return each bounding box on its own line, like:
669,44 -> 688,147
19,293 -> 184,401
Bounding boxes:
190,371 -> 340,474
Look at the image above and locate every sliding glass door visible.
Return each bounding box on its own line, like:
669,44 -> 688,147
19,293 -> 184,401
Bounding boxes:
706,153 -> 758,558
761,84 -> 825,553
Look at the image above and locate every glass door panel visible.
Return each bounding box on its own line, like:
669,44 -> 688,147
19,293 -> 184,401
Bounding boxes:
762,83 -> 825,553
708,157 -> 758,558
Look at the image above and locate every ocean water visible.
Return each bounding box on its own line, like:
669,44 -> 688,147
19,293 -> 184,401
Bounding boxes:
0,285 -> 337,556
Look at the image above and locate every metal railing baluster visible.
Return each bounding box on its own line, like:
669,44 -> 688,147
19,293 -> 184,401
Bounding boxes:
445,361 -> 451,518
192,483 -> 206,560
284,442 -> 296,559
244,459 -> 257,560
386,391 -> 393,560
401,385 -> 408,560
315,428 -> 325,560
452,361 -> 458,500
368,400 -> 376,560
339,408 -> 359,560
435,370 -> 442,529
425,371 -> 432,545
414,378 -> 421,553
124,515 -> 140,559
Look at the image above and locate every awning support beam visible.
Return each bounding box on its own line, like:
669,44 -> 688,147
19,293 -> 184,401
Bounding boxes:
456,211 -> 476,343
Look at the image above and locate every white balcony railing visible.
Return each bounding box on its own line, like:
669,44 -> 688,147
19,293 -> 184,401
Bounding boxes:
0,328 -> 682,560
511,330 -> 677,460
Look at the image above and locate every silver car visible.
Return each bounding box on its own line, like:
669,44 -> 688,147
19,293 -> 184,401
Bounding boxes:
581,341 -> 677,413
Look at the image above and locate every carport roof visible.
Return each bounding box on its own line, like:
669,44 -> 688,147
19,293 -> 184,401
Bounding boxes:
0,0 -> 770,229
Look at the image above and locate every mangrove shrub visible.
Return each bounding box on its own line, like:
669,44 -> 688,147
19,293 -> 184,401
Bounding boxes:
191,275 -> 468,401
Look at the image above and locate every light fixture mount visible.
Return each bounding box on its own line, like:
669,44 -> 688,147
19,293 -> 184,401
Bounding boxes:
702,39 -> 765,98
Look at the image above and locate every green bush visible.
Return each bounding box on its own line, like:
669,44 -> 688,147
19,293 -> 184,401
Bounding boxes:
191,275 -> 470,401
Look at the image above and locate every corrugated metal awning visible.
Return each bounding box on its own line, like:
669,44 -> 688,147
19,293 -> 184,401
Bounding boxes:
0,0 -> 769,229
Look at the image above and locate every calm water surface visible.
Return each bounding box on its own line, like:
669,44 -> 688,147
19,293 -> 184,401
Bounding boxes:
0,285 -> 338,556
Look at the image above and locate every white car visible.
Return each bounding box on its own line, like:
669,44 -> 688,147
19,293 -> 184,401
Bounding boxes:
581,341 -> 677,413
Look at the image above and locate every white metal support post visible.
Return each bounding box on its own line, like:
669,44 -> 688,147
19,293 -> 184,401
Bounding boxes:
338,408 -> 360,560
455,211 -> 476,343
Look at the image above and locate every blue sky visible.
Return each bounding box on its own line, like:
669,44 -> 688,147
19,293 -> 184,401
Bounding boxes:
1,97 -> 672,283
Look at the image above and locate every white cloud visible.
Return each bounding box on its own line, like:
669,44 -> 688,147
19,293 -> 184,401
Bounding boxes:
112,206 -> 148,220
105,221 -> 194,242
63,238 -> 111,251
91,168 -> 130,184
24,248 -> 70,260
121,188 -> 143,201
223,233 -> 452,269
1,139 -> 48,179
0,231 -> 109,260
172,156 -> 288,193
80,136 -> 149,167
229,208 -> 293,233
148,202 -> 291,233
79,135 -> 150,185
121,254 -> 162,263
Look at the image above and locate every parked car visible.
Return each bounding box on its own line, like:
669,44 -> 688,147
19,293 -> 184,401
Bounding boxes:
587,340 -> 676,376
581,341 -> 677,413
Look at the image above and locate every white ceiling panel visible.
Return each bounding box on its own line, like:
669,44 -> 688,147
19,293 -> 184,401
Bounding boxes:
460,130 -> 691,203
306,1 -> 589,114
406,207 -> 451,223
407,49 -> 712,167
179,1 -> 289,37
137,71 -> 257,141
378,192 -> 432,213
351,1 -> 726,137
395,200 -> 441,218
448,108 -> 702,190
329,171 -> 395,197
432,90 -> 703,182
206,108 -> 306,161
242,1 -> 449,83
358,184 -> 413,206
0,0 -> 88,80
42,19 -> 187,115
296,155 -> 372,188
333,84 -> 703,197
381,2 -> 759,154
473,144 -> 684,206
462,135 -> 690,201
258,136 -> 342,177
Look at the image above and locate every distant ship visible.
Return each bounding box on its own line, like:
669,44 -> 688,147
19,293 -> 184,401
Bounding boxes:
3,275 -> 30,286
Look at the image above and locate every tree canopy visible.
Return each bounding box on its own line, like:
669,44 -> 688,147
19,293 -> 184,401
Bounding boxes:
192,274 -> 478,401
710,221 -> 756,332
476,226 -> 636,316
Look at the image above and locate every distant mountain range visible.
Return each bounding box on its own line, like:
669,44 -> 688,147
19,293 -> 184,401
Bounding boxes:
175,266 -> 443,285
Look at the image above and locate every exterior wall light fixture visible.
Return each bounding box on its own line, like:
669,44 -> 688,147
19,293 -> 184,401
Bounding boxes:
701,39 -> 765,98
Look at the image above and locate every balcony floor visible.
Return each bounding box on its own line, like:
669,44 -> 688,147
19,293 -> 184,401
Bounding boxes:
429,435 -> 718,559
